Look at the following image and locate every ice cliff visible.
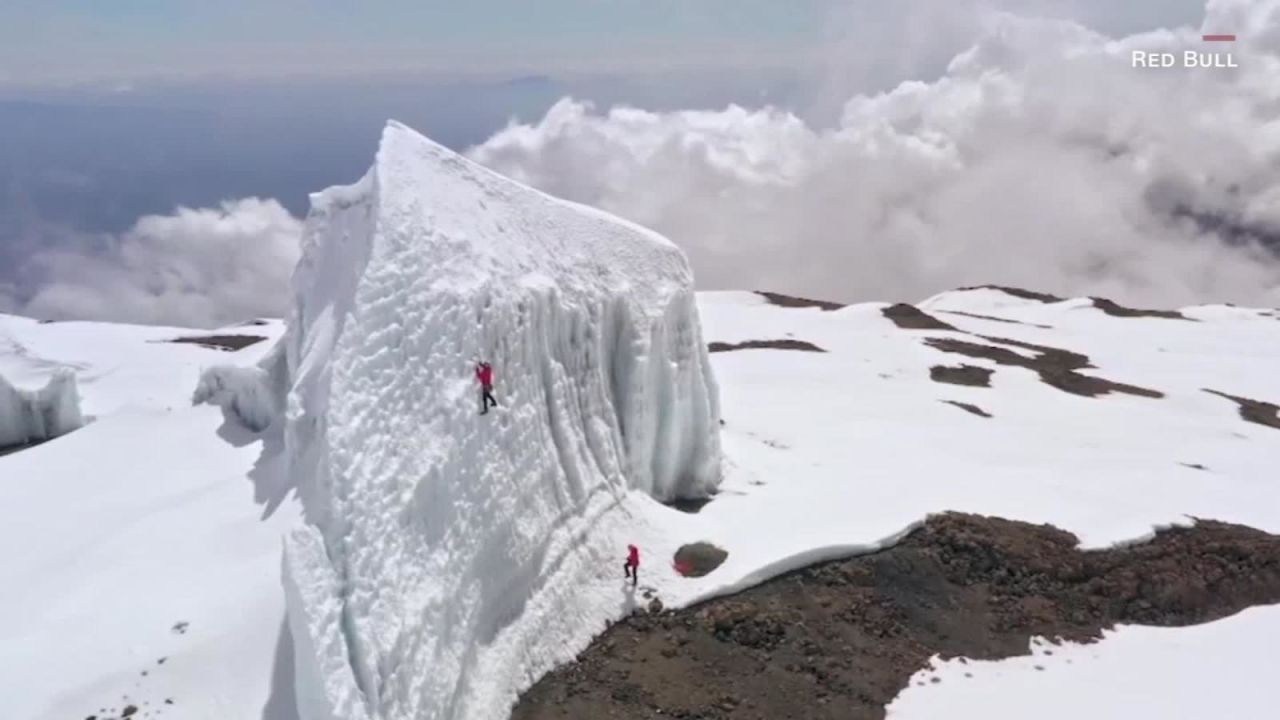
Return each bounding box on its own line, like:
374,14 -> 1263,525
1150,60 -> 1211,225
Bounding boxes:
280,121 -> 721,720
0,369 -> 84,449
193,343 -> 289,433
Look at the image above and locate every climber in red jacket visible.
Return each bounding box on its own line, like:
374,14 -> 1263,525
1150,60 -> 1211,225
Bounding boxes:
475,361 -> 498,415
624,544 -> 640,587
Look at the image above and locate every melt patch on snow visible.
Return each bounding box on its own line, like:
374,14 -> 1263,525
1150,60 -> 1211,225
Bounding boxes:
280,121 -> 722,720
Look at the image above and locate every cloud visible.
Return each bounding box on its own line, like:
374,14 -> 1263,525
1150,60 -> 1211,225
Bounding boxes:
469,0 -> 1280,307
9,198 -> 301,328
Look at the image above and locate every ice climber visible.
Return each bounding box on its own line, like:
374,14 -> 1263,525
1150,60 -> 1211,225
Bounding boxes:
475,361 -> 498,415
624,544 -> 640,587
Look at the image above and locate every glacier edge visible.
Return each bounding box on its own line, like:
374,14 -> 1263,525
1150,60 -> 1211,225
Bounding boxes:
281,120 -> 721,720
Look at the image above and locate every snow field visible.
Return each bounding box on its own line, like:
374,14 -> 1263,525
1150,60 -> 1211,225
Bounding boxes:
696,288 -> 1280,719
888,604 -> 1280,720
0,313 -> 290,720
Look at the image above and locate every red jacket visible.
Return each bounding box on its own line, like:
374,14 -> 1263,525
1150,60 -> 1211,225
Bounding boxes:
627,545 -> 640,566
475,364 -> 493,388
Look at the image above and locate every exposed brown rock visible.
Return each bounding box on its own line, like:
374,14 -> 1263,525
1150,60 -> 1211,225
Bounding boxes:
166,334 -> 267,352
930,364 -> 992,388
709,339 -> 826,353
514,514 -> 1280,720
924,336 -> 1163,399
756,291 -> 846,311
1203,389 -> 1280,430
1091,297 -> 1191,320
881,304 -> 959,331
674,543 -> 729,577
959,285 -> 1065,303
942,400 -> 992,418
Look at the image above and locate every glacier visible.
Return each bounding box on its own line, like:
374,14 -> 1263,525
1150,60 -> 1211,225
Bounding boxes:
280,121 -> 722,720
0,369 -> 84,450
193,341 -> 290,432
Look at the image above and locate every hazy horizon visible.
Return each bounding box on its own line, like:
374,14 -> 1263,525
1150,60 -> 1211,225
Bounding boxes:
5,0 -> 1275,327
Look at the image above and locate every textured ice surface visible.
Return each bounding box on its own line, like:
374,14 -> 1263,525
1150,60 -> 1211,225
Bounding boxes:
281,121 -> 722,720
0,369 -> 84,448
194,341 -> 289,432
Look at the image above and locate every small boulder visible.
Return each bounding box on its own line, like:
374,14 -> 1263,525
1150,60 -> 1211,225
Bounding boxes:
674,542 -> 729,577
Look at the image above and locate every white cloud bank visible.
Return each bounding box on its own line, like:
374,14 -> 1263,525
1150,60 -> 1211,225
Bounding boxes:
11,198 -> 301,328
6,2 -> 1277,328
470,0 -> 1280,307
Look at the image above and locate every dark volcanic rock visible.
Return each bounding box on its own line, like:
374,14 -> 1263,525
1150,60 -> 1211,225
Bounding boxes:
942,400 -> 992,418
709,339 -> 826,353
167,334 -> 267,352
930,364 -> 992,388
1091,297 -> 1190,320
756,291 -> 845,311
667,497 -> 714,514
925,335 -> 1163,400
674,543 -> 729,577
881,304 -> 958,331
1203,389 -> 1280,430
514,514 -> 1280,720
960,285 -> 1065,303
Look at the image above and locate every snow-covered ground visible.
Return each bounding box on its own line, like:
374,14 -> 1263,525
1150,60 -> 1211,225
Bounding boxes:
888,605 -> 1280,720
0,315 -> 296,720
3,123 -> 1279,720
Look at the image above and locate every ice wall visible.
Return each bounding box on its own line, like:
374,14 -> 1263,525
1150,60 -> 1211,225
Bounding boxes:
282,121 -> 721,720
193,341 -> 290,432
0,369 -> 84,449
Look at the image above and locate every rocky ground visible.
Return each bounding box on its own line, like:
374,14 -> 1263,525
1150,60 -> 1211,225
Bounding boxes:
165,334 -> 266,351
512,513 -> 1280,720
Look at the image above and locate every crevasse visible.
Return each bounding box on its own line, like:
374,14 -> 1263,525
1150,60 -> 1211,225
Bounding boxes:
279,121 -> 721,720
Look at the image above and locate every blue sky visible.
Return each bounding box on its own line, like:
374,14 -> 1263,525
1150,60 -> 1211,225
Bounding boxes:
1,0 -> 831,84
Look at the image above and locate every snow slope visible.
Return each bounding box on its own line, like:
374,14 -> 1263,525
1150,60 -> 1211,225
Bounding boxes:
279,121 -> 721,720
0,315 -> 295,720
0,314 -> 284,418
696,289 -> 1280,718
4,124 -> 1280,720
888,605 -> 1280,720
4,284 -> 1278,719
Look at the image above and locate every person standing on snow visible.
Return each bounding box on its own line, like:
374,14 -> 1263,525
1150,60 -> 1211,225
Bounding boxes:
475,361 -> 498,415
624,544 -> 640,587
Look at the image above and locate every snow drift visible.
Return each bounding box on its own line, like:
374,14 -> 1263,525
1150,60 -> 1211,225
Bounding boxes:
0,369 -> 84,449
280,121 -> 721,720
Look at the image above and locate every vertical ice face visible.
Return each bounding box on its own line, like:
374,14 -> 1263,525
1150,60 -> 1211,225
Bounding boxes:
0,369 -> 85,449
282,121 -> 721,720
